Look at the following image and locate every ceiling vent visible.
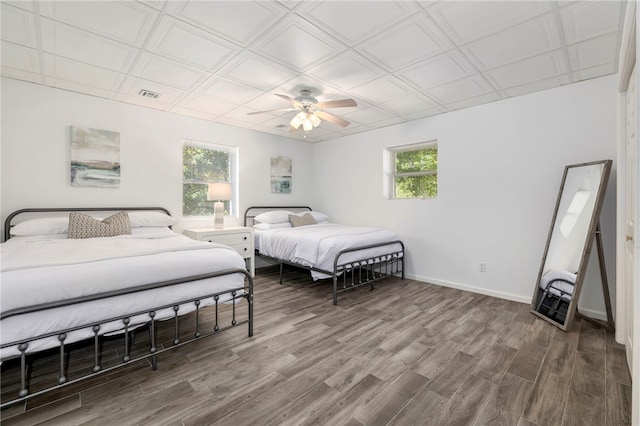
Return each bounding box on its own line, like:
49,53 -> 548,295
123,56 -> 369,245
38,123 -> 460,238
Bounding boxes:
138,89 -> 161,99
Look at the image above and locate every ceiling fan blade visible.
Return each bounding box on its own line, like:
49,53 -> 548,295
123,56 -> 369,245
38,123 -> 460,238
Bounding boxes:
275,93 -> 296,104
247,108 -> 297,115
316,110 -> 351,128
316,98 -> 357,109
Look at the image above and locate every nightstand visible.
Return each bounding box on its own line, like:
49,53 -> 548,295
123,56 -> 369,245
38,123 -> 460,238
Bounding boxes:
183,226 -> 255,277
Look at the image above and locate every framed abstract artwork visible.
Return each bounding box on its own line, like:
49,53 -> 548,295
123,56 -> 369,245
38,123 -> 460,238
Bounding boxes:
70,126 -> 120,188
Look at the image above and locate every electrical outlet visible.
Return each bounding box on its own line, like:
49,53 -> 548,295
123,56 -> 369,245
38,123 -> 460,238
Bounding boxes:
479,262 -> 487,272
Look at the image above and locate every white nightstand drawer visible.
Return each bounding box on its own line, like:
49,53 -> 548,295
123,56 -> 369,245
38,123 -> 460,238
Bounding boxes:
183,226 -> 255,277
204,232 -> 251,246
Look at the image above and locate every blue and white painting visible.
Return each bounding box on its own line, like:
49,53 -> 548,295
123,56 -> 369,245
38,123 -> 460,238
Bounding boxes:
271,156 -> 292,193
70,126 -> 120,188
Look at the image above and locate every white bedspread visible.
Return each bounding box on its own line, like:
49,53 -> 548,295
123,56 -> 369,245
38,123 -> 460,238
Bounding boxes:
1,232 -> 248,358
258,223 -> 402,279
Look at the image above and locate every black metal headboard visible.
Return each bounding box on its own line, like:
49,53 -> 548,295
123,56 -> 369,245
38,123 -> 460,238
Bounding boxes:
243,206 -> 312,227
4,207 -> 171,242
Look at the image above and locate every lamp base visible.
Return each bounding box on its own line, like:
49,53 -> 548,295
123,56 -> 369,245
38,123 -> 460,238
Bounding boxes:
214,201 -> 224,229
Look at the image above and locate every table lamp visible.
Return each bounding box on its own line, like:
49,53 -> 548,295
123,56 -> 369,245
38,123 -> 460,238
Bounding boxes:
207,182 -> 232,229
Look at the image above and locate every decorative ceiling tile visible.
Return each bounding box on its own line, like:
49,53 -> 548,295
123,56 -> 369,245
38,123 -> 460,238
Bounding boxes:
485,51 -> 567,89
341,106 -> 397,125
2,67 -> 42,84
297,1 -> 416,46
445,92 -> 502,112
560,1 -> 623,44
167,0 -> 287,47
218,52 -> 297,91
170,105 -> 216,121
43,53 -> 124,92
350,76 -> 414,104
428,0 -> 551,44
573,63 -> 616,82
178,93 -> 238,115
0,0 -> 627,142
44,77 -> 115,99
305,51 -> 385,91
117,76 -> 187,108
39,0 -> 157,46
221,105 -> 276,124
1,41 -> 39,73
40,19 -> 137,73
196,77 -> 263,104
567,34 -> 618,71
356,15 -> 452,71
503,74 -> 570,98
426,75 -> 494,104
398,50 -> 475,91
462,14 -> 561,70
1,4 -> 38,48
378,93 -> 439,116
131,52 -> 210,91
251,17 -> 345,71
145,17 -> 240,71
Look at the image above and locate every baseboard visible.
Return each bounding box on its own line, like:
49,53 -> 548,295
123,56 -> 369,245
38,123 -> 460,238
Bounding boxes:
577,307 -> 608,321
405,273 -> 609,320
405,273 -> 531,304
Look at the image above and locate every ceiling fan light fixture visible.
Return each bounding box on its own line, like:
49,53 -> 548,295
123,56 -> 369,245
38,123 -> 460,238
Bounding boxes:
302,118 -> 314,132
309,112 -> 321,127
290,111 -> 306,129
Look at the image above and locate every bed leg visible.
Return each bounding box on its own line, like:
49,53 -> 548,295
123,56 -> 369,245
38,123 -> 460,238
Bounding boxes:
279,261 -> 284,284
401,257 -> 405,280
332,275 -> 338,305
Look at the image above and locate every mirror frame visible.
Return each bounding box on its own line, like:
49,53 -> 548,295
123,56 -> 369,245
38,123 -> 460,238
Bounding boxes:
531,159 -> 612,331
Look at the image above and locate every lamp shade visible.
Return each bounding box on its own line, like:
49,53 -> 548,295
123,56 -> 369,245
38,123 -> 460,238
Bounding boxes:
207,182 -> 232,201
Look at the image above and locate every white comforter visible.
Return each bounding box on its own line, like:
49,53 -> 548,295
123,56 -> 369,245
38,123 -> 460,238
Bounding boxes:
257,223 -> 402,279
0,232 -> 248,358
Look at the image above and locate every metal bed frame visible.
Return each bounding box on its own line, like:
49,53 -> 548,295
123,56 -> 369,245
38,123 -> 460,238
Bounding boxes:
1,207 -> 254,409
245,206 -> 404,305
535,277 -> 575,323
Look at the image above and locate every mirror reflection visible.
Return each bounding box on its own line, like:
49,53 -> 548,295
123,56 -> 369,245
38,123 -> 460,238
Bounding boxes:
532,160 -> 611,329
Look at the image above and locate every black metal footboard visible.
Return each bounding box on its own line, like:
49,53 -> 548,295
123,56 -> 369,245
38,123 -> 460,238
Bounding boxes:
0,269 -> 253,409
274,240 -> 405,305
330,240 -> 405,305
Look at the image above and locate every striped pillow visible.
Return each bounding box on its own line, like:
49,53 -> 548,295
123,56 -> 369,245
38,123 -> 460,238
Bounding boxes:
289,212 -> 317,227
68,211 -> 131,239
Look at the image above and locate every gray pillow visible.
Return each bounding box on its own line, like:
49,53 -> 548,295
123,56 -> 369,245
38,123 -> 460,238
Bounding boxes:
68,211 -> 131,239
289,212 -> 317,227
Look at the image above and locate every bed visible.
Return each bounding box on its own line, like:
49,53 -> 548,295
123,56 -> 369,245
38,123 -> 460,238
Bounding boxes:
534,269 -> 576,322
245,206 -> 404,304
0,207 -> 253,409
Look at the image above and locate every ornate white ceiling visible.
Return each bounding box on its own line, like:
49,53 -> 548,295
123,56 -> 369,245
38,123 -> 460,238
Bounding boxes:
1,0 -> 627,142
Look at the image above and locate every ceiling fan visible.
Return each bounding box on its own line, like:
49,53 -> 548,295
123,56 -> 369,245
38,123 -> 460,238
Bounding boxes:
247,89 -> 357,132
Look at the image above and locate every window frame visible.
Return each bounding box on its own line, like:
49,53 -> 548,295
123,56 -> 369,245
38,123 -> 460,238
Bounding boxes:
389,140 -> 438,200
182,140 -> 238,217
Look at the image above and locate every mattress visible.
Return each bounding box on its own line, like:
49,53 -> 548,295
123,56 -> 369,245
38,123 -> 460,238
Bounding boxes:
256,223 -> 402,279
0,230 -> 248,358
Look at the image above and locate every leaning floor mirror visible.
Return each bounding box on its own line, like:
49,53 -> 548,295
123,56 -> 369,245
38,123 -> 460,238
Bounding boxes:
531,159 -> 613,331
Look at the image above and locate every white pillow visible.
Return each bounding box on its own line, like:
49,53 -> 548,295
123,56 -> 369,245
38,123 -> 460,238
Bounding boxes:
254,210 -> 293,224
253,222 -> 293,230
10,217 -> 70,236
128,211 -> 176,227
294,211 -> 328,222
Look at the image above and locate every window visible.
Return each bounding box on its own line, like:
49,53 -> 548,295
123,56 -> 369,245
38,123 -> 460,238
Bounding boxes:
389,141 -> 438,199
182,141 -> 237,216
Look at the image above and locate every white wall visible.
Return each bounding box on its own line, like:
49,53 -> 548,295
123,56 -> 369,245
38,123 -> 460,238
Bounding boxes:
312,75 -> 618,315
1,76 -> 618,315
1,78 -> 313,233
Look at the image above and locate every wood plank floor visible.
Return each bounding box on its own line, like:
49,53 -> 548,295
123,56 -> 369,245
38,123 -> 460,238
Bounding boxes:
1,265 -> 632,425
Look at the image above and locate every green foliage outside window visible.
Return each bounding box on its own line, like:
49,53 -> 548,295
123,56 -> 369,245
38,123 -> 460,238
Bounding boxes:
183,145 -> 230,216
394,145 -> 437,198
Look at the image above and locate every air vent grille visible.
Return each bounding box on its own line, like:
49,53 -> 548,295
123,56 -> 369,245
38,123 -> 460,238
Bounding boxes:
138,89 -> 161,99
